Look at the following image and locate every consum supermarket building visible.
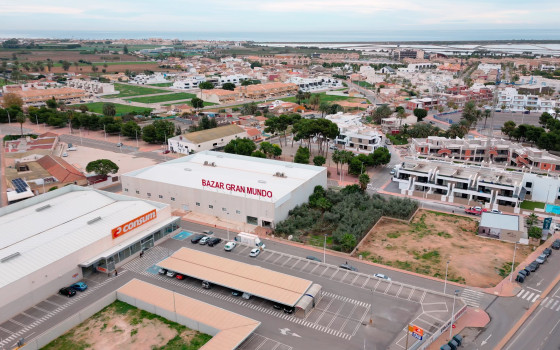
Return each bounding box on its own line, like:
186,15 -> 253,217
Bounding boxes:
0,185 -> 180,324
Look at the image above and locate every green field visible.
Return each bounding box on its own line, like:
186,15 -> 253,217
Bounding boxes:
127,92 -> 196,104
148,82 -> 174,87
104,83 -> 167,98
353,80 -> 375,89
520,200 -> 546,210
76,102 -> 152,115
163,101 -> 218,107
281,92 -> 353,103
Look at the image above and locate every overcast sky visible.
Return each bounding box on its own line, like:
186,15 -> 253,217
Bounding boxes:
1,0 -> 558,33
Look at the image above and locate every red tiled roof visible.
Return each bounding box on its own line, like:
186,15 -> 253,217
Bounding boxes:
246,128 -> 261,137
36,155 -> 85,183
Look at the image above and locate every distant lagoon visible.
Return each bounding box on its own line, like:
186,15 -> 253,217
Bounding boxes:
1,29 -> 559,42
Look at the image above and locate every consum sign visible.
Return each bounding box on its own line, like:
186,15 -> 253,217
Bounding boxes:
111,209 -> 157,239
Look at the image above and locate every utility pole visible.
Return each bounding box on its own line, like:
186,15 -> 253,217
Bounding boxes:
405,324 -> 410,350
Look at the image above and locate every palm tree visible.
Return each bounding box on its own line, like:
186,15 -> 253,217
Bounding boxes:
482,109 -> 491,129
553,107 -> 560,120
319,102 -> 330,117
295,90 -> 305,105
332,149 -> 342,175
397,109 -> 407,128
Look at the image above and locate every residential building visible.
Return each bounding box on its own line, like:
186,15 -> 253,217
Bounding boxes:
167,124 -> 247,154
130,73 -> 169,85
245,55 -> 310,66
67,79 -> 115,95
286,76 -> 342,92
235,82 -> 298,100
173,76 -> 206,90
316,52 -> 360,61
478,213 -> 525,243
406,97 -> 440,110
199,89 -> 241,104
326,112 -> 384,154
4,87 -> 86,105
498,87 -> 558,112
218,74 -> 249,85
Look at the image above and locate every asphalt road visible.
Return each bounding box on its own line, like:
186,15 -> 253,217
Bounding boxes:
504,279 -> 560,350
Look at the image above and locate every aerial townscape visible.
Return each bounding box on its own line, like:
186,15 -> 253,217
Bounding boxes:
1,2 -> 560,350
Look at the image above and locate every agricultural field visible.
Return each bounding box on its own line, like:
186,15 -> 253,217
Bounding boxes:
126,92 -> 196,104
42,300 -> 211,350
105,83 -> 168,98
353,210 -> 532,287
149,82 -> 174,87
76,102 -> 152,115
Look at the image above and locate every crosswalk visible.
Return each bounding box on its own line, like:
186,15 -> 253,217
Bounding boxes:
540,297 -> 560,312
460,289 -> 485,308
516,289 -> 541,303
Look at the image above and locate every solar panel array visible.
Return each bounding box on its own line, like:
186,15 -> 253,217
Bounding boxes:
12,178 -> 29,193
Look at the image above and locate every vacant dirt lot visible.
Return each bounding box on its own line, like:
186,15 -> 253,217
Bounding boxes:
43,301 -> 210,350
353,210 -> 532,288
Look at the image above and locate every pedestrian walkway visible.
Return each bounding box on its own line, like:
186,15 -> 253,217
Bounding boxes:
516,288 -> 541,303
459,289 -> 485,308
426,307 -> 490,350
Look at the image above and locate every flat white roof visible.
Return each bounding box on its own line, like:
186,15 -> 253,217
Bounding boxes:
123,151 -> 326,203
0,186 -> 169,289
480,213 -> 519,231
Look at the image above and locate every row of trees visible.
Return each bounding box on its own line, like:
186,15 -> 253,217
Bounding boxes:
501,111 -> 560,151
223,138 -> 282,159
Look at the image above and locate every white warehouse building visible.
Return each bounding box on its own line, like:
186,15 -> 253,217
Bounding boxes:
0,186 -> 180,324
121,151 -> 327,228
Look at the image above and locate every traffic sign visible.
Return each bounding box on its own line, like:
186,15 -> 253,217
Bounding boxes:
408,325 -> 424,336
411,332 -> 423,340
544,217 -> 552,230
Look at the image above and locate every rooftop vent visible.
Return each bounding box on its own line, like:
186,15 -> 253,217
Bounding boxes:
258,180 -> 267,184
1,252 -> 21,263
273,172 -> 287,178
184,168 -> 192,171
35,204 -> 51,212
87,216 -> 102,225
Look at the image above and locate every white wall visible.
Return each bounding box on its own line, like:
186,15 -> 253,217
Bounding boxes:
168,132 -> 248,154
523,173 -> 560,203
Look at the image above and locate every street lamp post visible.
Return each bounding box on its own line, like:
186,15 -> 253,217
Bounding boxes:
444,260 -> 450,294
510,241 -> 518,282
449,290 -> 460,340
323,234 -> 327,263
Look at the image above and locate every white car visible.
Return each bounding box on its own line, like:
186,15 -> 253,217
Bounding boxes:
490,209 -> 502,214
62,152 -> 68,157
166,271 -> 176,278
224,241 -> 237,251
249,248 -> 260,257
390,169 -> 396,175
67,147 -> 77,151
199,236 -> 210,245
374,273 -> 391,281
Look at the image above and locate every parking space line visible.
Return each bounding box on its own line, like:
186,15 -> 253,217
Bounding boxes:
9,320 -> 26,328
353,306 -> 370,336
326,301 -> 347,329
309,263 -> 320,274
263,251 -> 276,261
21,312 -> 40,321
331,270 -> 345,280
299,260 -> 310,271
395,285 -> 404,298
407,288 -> 415,300
42,299 -> 62,307
272,254 -> 284,264
314,299 -> 335,325
337,303 -> 357,331
373,279 -> 381,291
531,294 -> 540,303
319,267 -> 330,277
0,327 -> 14,335
290,259 -> 301,269
384,282 -> 392,294
350,274 -> 360,285
361,276 -> 370,288
556,304 -> 560,312
420,291 -> 427,303
281,257 -> 293,267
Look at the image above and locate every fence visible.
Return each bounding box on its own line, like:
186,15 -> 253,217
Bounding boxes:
19,292 -> 117,350
417,304 -> 468,350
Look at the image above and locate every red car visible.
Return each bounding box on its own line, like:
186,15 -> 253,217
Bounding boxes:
163,150 -> 170,154
175,274 -> 185,280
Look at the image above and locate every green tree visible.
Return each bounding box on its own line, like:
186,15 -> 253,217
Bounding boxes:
526,213 -> 539,226
501,120 -> 517,139
340,150 -> 354,175
251,150 -> 267,158
46,97 -> 58,109
332,149 -> 343,175
359,173 -> 370,191
142,124 -> 157,143
152,120 -> 175,143
199,81 -> 214,89
250,61 -> 262,69
309,94 -> 321,109
338,233 -> 357,253
190,97 -> 204,109
295,90 -> 306,105
1,93 -> 24,109
103,103 -> 116,117
294,146 -> 310,164
123,45 -> 129,54
371,105 -> 392,123
319,102 -> 330,118
85,159 -> 119,176
224,138 -> 257,156
413,108 -> 428,122
446,121 -> 469,139
61,61 -> 71,71
371,147 -> 391,166
222,82 -> 236,91
540,112 -> 553,128
121,120 -> 141,138
528,226 -> 542,239
313,155 -> 326,166
16,112 -> 26,136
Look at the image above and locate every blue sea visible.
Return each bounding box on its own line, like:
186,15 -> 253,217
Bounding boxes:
1,29 -> 559,42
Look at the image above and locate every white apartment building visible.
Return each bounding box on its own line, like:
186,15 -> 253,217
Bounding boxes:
173,76 -> 207,90
518,76 -> 560,91
67,79 -> 115,95
478,63 -> 502,74
130,73 -> 169,85
397,63 -> 438,73
218,74 -> 249,85
498,87 -> 559,112
359,66 -> 384,84
167,124 -> 247,154
326,112 -> 384,154
285,76 -> 342,92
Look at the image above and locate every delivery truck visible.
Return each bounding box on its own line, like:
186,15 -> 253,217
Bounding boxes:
235,232 -> 266,249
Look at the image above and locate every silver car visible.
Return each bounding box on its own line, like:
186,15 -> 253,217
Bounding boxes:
536,254 -> 547,264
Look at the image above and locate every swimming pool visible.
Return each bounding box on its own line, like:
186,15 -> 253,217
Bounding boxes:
545,204 -> 560,215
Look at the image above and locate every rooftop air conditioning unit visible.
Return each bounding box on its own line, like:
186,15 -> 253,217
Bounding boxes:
211,162 -> 216,167
204,161 -> 209,165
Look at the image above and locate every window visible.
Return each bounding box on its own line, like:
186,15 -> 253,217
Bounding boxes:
209,205 -> 213,209
147,193 -> 151,197
171,197 -> 175,201
222,208 -> 227,211
124,188 -> 128,192
247,216 -> 258,225
159,195 -> 163,198
136,190 -> 140,194
236,210 -> 241,214
196,202 -> 200,206
526,182 -> 532,188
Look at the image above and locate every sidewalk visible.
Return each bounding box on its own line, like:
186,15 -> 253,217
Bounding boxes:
427,307 -> 490,350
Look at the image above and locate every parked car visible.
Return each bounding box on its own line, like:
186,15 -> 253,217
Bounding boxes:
552,240 -> 560,250
162,150 -> 170,154
518,269 -> 529,278
59,287 -> 76,297
190,234 -> 205,244
242,292 -> 252,300
202,280 -> 211,289
522,267 -> 531,276
528,261 -> 540,271
116,142 -> 123,147
62,152 -> 68,157
273,303 -> 282,310
203,230 -> 214,235
284,306 -> 295,314
249,248 -> 261,257
536,254 -> 548,264
67,146 -> 77,151
199,236 -> 211,245
373,273 -> 391,281
207,237 -> 222,247
490,209 -> 502,214
69,282 -> 88,291
158,268 -> 168,275
390,169 -> 396,175
166,271 -> 176,278
175,274 -> 185,280
339,263 -> 358,272
516,274 -> 525,283
306,255 -> 322,262
543,248 -> 552,257
224,241 -> 237,251
231,290 -> 241,297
